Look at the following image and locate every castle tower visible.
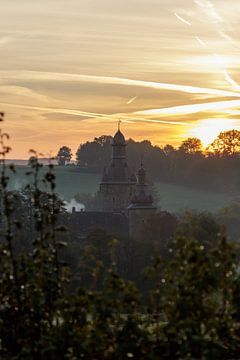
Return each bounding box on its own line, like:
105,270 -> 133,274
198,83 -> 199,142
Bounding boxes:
128,163 -> 156,240
99,124 -> 136,212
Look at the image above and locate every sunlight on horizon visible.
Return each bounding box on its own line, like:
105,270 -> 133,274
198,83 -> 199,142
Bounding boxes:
188,118 -> 239,147
188,54 -> 238,70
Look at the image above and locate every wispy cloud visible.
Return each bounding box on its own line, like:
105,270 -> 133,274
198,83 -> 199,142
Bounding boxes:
136,99 -> 240,117
4,98 -> 240,128
1,70 -> 240,98
0,102 -> 192,126
0,85 -> 51,102
0,37 -> 13,47
194,0 -> 223,24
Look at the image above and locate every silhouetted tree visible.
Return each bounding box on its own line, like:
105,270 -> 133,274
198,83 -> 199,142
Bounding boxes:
57,146 -> 72,165
176,211 -> 221,248
76,135 -> 112,168
75,131 -> 240,192
179,137 -> 202,155
163,144 -> 176,155
207,129 -> 240,156
28,155 -> 37,167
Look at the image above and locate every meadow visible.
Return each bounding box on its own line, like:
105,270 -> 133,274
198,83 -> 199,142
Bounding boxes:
7,165 -> 233,213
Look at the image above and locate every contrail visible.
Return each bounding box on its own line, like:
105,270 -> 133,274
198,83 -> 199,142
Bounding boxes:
194,0 -> 223,24
2,99 -> 240,125
126,96 -> 137,105
1,70 -> 240,98
135,99 -> 240,117
223,70 -> 240,91
195,36 -> 206,46
218,31 -> 237,46
0,102 -> 192,126
0,102 -> 113,119
174,12 -> 191,26
194,0 -> 237,47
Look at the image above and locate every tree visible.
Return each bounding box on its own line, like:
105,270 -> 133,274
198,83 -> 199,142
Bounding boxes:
28,155 -> 37,167
176,211 -> 221,248
57,146 -> 72,165
207,129 -> 240,156
94,135 -> 112,146
76,136 -> 112,169
179,137 -> 202,155
163,144 -> 176,155
2,122 -> 240,358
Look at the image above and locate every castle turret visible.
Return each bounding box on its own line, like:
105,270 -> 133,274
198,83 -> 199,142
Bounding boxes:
99,124 -> 136,212
128,163 -> 156,239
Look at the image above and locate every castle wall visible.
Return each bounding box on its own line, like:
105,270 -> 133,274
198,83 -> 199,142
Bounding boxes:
128,207 -> 156,240
100,183 -> 135,212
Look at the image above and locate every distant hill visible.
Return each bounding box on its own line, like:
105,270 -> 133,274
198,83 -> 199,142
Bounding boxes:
5,158 -> 59,166
3,166 -> 233,212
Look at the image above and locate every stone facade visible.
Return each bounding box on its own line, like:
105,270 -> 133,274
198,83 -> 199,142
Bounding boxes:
72,126 -> 157,239
99,128 -> 136,212
128,164 -> 157,240
70,209 -> 129,239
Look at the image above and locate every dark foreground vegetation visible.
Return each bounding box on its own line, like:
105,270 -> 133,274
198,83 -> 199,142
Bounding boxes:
2,117 -> 240,359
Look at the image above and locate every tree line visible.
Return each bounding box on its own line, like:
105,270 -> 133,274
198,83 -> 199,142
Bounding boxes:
56,130 -> 240,193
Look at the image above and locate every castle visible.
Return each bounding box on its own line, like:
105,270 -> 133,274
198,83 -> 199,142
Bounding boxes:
71,126 -> 157,240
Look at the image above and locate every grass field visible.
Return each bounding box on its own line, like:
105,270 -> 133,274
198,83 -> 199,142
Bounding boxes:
155,183 -> 232,213
6,165 -> 233,213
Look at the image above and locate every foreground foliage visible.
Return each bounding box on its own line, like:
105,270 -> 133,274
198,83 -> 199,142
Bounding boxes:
1,121 -> 240,359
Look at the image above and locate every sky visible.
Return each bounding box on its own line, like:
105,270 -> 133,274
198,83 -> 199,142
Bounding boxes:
1,0 -> 240,158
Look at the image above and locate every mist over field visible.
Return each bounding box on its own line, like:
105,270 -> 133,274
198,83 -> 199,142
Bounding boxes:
5,165 -> 234,213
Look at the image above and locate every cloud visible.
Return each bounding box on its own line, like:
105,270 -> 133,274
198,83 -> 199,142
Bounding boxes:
194,0 -> 223,24
135,99 -> 240,117
1,70 -> 240,98
0,37 -> 13,47
223,70 -> 240,91
0,85 -> 51,102
0,102 -> 192,127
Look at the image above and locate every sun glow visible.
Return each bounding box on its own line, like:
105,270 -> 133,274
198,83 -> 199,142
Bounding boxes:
188,118 -> 239,148
188,54 -> 237,70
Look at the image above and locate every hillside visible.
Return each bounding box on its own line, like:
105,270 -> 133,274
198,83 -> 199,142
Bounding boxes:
5,165 -> 233,213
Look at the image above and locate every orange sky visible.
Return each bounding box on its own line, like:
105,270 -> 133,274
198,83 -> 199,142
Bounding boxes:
1,0 -> 240,158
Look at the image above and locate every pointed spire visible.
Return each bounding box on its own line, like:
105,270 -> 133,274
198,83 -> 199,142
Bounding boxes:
137,158 -> 146,185
118,119 -> 122,131
113,120 -> 125,146
140,153 -> 143,168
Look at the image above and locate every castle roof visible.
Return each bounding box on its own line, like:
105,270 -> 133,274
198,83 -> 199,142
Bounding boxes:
137,166 -> 146,176
101,126 -> 135,184
112,130 -> 126,146
128,162 -> 156,209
